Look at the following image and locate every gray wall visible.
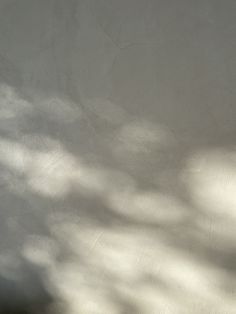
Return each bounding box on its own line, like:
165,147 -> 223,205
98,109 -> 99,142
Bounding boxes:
0,1 -> 235,313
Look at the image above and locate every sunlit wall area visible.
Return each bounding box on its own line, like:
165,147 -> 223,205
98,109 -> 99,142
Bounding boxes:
0,0 -> 235,313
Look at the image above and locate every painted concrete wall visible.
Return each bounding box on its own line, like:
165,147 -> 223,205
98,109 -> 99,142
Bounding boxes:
0,1 -> 235,313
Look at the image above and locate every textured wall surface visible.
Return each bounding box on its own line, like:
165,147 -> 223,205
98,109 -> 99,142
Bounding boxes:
0,0 -> 236,313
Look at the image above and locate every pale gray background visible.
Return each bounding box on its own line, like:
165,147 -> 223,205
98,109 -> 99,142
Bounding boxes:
0,0 -> 235,313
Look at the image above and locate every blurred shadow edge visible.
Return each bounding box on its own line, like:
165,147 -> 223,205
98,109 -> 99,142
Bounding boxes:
0,268 -> 57,314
